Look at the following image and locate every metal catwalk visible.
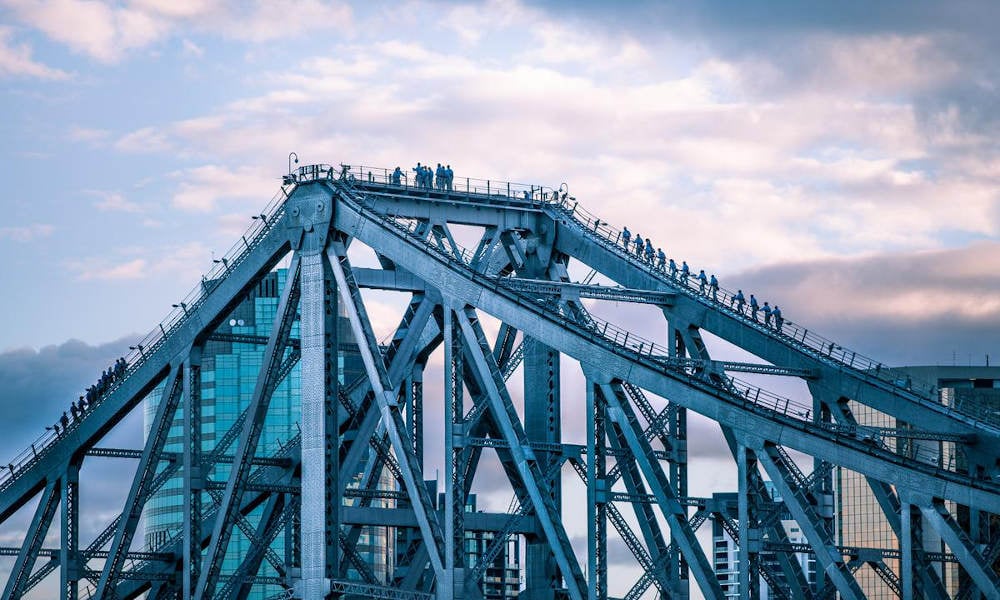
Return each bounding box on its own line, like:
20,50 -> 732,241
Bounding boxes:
1,164 -> 998,600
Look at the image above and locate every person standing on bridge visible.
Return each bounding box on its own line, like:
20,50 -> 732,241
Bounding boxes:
709,274 -> 719,301
668,258 -> 677,279
681,260 -> 690,284
733,289 -> 746,313
621,227 -> 631,251
412,163 -> 424,188
657,248 -> 666,271
435,163 -> 444,190
60,411 -> 69,432
391,167 -> 403,185
697,269 -> 708,294
634,234 -> 644,257
773,305 -> 783,332
750,294 -> 759,321
445,164 -> 454,190
644,238 -> 654,263
763,302 -> 773,326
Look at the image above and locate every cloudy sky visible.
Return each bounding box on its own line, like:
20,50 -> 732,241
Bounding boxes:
1,0 -> 999,595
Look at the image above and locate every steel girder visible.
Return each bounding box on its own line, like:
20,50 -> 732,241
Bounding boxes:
828,396 -> 951,599
5,172 -> 1000,599
0,214 -> 291,524
95,363 -> 184,599
352,179 -> 1000,447
918,497 -> 1000,598
2,479 -> 60,600
327,245 -> 448,583
594,380 -> 723,599
752,440 -> 865,600
194,254 -> 302,599
453,304 -> 587,600
183,346 -> 203,600
330,179 -> 1000,513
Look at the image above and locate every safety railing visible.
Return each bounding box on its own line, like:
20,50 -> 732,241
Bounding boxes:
335,178 -> 973,480
540,200 -> 998,425
314,162 -> 1000,429
0,183 -> 293,493
310,163 -> 558,204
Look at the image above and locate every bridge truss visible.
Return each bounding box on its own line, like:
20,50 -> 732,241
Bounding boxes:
1,163 -> 999,600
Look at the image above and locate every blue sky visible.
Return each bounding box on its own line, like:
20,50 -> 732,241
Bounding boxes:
1,1 -> 999,592
1,0 -> 998,351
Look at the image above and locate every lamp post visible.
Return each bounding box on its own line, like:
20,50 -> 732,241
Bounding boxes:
172,302 -> 188,315
288,152 -> 299,176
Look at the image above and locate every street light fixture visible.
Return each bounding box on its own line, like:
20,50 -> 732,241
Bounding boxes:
129,344 -> 145,358
172,302 -> 188,315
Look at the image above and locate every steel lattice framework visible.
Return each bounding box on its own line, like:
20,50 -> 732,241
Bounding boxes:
1,163 -> 999,600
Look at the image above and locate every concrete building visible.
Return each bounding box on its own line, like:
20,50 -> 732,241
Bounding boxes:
711,484 -> 814,599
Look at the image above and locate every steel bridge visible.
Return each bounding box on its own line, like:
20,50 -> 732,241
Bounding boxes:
1,163 -> 999,600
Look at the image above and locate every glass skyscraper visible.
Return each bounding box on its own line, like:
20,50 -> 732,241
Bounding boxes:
143,268 -> 368,598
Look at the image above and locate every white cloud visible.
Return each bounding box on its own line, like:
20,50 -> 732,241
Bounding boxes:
170,164 -> 276,212
0,0 -> 162,63
114,126 -> 172,153
25,1 -> 996,274
66,241 -> 212,282
72,257 -> 147,281
90,191 -> 143,213
0,26 -> 70,79
0,224 -> 54,242
0,0 -> 353,63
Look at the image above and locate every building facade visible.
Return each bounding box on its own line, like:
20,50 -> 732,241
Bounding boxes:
143,269 -> 369,598
837,365 -> 1000,598
711,484 -> 814,599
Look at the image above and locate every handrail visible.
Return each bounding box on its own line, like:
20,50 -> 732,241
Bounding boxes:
320,162 -> 998,430
0,183 -> 294,493
333,178 -> 991,484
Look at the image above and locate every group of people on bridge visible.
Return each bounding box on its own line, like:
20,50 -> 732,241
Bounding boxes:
730,290 -> 784,332
410,163 -> 454,190
50,357 -> 128,438
618,227 -> 785,333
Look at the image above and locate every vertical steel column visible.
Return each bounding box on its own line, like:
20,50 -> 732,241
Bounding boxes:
669,404 -> 688,598
299,250 -> 339,599
411,365 -> 424,468
60,463 -> 79,600
585,381 -> 607,600
669,323 -> 690,598
901,501 -> 914,600
2,478 -> 59,600
183,348 -> 202,600
443,309 -> 465,597
737,445 -> 759,600
523,336 -> 561,600
813,402 -> 835,594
